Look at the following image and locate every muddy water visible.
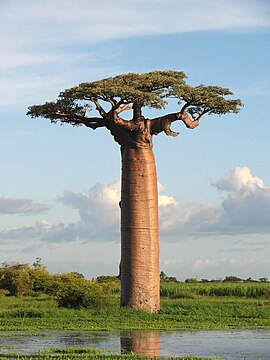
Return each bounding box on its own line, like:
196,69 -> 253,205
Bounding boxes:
0,329 -> 270,359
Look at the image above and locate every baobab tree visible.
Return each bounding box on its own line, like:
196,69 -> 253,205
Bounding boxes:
27,70 -> 242,312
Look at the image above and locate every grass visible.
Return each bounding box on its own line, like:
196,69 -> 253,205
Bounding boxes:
0,286 -> 269,331
160,281 -> 270,299
0,347 -> 219,360
0,282 -> 268,360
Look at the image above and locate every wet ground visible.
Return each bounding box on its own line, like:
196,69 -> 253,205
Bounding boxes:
0,329 -> 270,359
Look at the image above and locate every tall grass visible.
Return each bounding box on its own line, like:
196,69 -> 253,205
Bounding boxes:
160,281 -> 270,299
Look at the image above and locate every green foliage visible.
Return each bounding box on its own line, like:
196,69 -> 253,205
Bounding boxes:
0,260 -> 54,297
27,70 -> 242,125
56,275 -> 109,310
174,84 -> 242,117
95,275 -> 119,283
0,263 -> 32,296
61,70 -> 187,108
8,308 -> 45,319
30,261 -> 53,295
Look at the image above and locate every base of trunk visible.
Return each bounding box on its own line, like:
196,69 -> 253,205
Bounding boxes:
120,147 -> 160,312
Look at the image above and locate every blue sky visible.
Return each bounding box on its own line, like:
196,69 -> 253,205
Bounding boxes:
0,0 -> 270,280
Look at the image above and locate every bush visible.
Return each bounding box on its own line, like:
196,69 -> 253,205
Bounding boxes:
0,259 -> 54,296
30,261 -> 53,295
0,262 -> 32,296
56,276 -> 108,310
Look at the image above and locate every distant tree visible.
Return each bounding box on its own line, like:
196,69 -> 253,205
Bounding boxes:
223,276 -> 242,283
258,277 -> 268,282
185,278 -> 199,283
160,271 -> 178,282
160,271 -> 167,280
27,70 -> 242,312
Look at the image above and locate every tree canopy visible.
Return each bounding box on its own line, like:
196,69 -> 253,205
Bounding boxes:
27,70 -> 242,147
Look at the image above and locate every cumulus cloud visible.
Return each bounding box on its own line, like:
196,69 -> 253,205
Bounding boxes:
212,166 -> 265,191
57,180 -> 121,238
159,167 -> 270,237
211,167 -> 270,233
0,197 -> 49,215
0,167 -> 270,246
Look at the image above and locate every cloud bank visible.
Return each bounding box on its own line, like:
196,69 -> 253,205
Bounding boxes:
0,167 -> 269,247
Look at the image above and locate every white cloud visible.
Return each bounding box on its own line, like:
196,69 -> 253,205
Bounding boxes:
1,166 -> 270,246
212,166 -> 265,191
158,167 -> 270,237
1,167 -> 270,279
211,167 -> 270,233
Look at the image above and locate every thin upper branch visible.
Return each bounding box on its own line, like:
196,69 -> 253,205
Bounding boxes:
52,112 -> 106,129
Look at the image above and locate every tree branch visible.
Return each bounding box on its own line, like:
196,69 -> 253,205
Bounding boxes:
51,112 -> 106,129
177,106 -> 209,129
150,113 -> 179,136
92,98 -> 107,117
115,104 -> 132,114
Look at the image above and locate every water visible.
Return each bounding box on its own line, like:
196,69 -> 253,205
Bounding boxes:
0,329 -> 269,359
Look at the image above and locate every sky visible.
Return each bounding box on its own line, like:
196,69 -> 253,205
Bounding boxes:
0,0 -> 270,281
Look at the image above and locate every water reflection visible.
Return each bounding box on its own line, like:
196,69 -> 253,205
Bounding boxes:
121,330 -> 160,357
1,329 -> 270,359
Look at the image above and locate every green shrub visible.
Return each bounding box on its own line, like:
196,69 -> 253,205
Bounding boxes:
56,276 -> 108,310
0,262 -> 32,296
30,260 -> 53,294
8,308 -> 45,318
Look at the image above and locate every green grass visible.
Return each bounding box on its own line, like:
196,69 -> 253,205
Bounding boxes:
0,283 -> 268,360
0,347 -> 219,360
0,291 -> 269,331
160,281 -> 270,298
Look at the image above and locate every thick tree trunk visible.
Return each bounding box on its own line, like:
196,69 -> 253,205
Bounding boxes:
120,146 -> 160,312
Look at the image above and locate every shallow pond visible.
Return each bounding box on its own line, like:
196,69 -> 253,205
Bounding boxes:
0,329 -> 269,359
